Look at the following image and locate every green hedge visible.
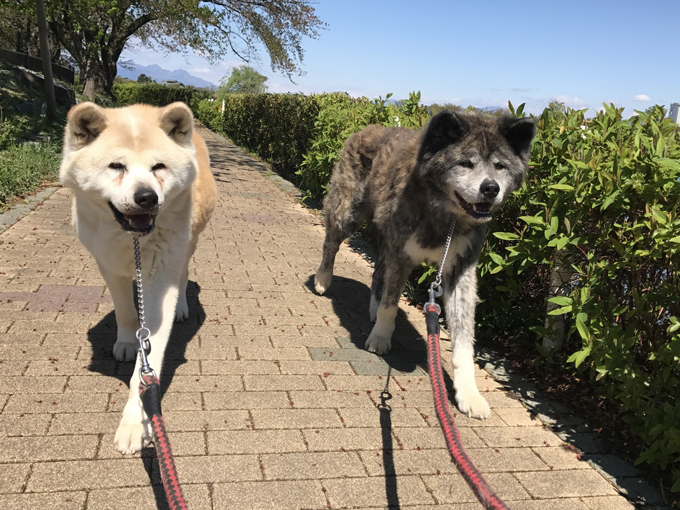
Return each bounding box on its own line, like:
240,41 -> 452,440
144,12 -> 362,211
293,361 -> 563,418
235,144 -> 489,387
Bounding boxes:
477,103 -> 680,489
113,82 -> 212,110
195,93 -> 328,183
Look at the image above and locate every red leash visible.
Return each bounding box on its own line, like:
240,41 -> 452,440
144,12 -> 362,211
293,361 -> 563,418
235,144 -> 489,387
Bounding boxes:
425,302 -> 509,510
140,371 -> 188,510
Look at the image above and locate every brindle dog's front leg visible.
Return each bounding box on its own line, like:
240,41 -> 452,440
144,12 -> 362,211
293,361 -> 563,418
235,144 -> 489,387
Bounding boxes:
443,261 -> 491,419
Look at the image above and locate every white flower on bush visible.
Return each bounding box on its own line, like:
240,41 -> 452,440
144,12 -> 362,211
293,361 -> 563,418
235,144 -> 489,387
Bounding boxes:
394,116 -> 401,127
580,125 -> 587,139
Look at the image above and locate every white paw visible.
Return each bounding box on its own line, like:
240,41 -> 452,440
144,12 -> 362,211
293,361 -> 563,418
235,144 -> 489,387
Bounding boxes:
175,295 -> 189,322
365,332 -> 392,354
113,414 -> 152,454
455,389 -> 491,419
113,340 -> 137,362
314,270 -> 332,295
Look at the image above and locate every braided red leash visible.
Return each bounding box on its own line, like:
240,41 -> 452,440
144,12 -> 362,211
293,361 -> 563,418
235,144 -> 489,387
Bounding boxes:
140,372 -> 188,510
425,303 -> 509,510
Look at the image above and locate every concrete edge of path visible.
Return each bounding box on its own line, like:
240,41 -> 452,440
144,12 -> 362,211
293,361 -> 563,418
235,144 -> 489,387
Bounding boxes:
0,186 -> 60,236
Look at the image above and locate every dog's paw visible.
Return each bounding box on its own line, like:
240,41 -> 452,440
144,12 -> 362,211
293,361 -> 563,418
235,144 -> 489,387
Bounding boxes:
113,415 -> 151,454
175,295 -> 189,322
455,389 -> 491,420
365,332 -> 392,355
113,339 -> 137,362
314,271 -> 332,295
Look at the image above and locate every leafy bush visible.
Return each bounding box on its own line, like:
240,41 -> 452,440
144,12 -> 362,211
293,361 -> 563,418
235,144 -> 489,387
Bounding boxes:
113,82 -> 213,110
477,103 -> 680,490
195,93 -> 331,183
298,91 -> 428,198
0,142 -> 61,207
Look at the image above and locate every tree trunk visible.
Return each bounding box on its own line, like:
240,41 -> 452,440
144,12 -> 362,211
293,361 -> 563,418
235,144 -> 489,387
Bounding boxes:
81,59 -> 106,99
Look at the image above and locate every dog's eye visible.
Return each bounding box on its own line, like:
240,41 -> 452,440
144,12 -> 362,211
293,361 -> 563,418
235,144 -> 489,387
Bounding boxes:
494,162 -> 506,170
108,162 -> 125,171
152,163 -> 166,172
460,160 -> 474,169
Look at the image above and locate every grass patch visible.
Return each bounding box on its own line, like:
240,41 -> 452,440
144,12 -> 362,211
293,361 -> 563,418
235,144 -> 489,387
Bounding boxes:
0,142 -> 61,209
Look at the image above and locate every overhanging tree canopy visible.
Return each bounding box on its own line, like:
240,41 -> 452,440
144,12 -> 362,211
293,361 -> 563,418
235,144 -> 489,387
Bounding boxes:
7,0 -> 325,98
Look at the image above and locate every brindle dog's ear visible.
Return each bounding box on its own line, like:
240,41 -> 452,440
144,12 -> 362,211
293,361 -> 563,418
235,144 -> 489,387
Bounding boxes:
160,102 -> 194,145
65,102 -> 107,150
418,110 -> 470,162
500,117 -> 536,159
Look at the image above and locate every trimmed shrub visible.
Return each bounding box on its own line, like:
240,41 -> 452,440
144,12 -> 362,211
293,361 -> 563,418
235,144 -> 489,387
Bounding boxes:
113,82 -> 213,110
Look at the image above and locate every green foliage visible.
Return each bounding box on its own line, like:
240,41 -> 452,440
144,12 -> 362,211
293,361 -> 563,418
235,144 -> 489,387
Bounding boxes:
0,141 -> 61,207
298,91 -> 429,198
477,102 -> 680,488
194,93 -> 328,183
136,74 -> 154,84
217,66 -> 268,97
113,82 -> 212,110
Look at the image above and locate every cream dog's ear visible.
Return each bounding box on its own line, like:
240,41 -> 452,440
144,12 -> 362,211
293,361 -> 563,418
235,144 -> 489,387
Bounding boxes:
65,102 -> 107,150
160,102 -> 194,145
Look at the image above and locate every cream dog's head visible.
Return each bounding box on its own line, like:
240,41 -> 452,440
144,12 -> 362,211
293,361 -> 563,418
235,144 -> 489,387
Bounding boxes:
60,102 -> 198,236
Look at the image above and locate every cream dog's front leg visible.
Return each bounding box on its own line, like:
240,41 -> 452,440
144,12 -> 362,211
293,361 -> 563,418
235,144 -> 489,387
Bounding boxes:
113,267 -> 181,454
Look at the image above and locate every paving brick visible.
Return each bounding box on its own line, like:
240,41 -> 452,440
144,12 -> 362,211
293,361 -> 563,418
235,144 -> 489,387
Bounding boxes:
203,391 -> 290,410
393,426 -> 486,449
473,426 -> 562,448
208,429 -> 306,454
360,448 -> 457,476
3,393 -> 109,414
0,435 -> 99,462
580,496 -> 636,510
0,376 -> 66,393
237,346 -> 311,360
288,390 -> 375,409
494,406 -> 544,427
201,360 -> 279,375
338,407 -> 429,428
261,451 -> 364,480
164,375 -> 244,392
162,410 -> 250,431
212,480 -> 326,510
323,475 -> 435,508
27,459 -> 152,491
529,446 -> 590,470
303,427 -> 391,452
86,484 -> 211,510
243,374 -> 324,391
0,413 -> 52,436
279,360 -> 355,375
512,499 -> 590,510
0,491 -> 87,510
25,359 -> 115,376
252,408 -> 343,429
515,470 -> 618,498
270,335 -> 340,348
0,464 -> 30,493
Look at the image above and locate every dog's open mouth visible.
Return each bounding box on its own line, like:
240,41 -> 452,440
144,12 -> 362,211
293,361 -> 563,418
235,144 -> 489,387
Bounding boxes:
109,203 -> 156,235
454,192 -> 492,220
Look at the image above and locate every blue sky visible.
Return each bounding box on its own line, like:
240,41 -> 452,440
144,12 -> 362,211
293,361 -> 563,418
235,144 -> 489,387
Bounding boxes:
121,0 -> 679,115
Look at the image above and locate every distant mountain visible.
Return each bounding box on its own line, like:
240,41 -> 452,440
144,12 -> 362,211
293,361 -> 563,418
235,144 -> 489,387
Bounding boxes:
117,63 -> 216,89
479,106 -> 504,112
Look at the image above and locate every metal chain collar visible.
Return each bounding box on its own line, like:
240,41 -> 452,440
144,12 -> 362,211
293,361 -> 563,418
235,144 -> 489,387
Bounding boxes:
427,218 -> 456,306
133,237 -> 153,375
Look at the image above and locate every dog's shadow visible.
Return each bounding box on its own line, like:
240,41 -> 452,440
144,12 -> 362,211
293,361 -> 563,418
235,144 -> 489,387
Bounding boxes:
304,273 -> 457,510
86,280 -> 205,509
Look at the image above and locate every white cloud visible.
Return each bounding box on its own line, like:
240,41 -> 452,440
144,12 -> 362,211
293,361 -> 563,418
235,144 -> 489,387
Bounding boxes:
633,94 -> 651,102
190,67 -> 212,75
551,95 -> 587,108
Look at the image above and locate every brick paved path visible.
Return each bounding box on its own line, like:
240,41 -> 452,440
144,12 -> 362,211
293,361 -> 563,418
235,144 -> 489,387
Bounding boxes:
0,129 -> 644,509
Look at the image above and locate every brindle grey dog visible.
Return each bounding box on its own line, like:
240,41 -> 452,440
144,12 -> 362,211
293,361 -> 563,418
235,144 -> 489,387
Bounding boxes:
314,111 -> 536,418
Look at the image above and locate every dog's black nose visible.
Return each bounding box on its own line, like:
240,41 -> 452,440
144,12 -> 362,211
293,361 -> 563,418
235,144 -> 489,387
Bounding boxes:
133,188 -> 158,208
480,180 -> 500,199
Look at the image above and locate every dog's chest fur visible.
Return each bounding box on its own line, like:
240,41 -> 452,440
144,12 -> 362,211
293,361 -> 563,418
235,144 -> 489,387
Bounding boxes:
403,231 -> 476,271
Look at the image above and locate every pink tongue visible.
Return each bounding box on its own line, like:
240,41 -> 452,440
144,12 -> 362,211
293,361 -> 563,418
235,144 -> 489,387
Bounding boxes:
125,214 -> 152,229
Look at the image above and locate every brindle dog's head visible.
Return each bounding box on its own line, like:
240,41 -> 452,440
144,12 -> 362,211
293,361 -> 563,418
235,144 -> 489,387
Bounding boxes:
417,111 -> 536,223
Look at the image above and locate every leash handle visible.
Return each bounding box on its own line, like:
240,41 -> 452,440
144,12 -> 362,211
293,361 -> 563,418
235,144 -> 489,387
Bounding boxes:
140,373 -> 189,510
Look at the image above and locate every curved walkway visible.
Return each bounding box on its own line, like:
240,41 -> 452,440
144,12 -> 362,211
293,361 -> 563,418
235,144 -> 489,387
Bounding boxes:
0,128 -> 666,509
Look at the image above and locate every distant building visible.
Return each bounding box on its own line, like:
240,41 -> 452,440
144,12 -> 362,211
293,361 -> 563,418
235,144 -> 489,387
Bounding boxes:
161,80 -> 184,87
669,103 -> 680,123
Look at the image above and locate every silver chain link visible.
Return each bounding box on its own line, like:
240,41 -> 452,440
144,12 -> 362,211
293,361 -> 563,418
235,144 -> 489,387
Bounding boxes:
133,237 -> 152,373
428,218 -> 456,304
